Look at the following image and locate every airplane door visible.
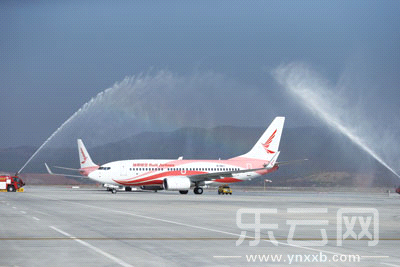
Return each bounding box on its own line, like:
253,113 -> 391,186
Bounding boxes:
246,163 -> 252,177
121,165 -> 127,176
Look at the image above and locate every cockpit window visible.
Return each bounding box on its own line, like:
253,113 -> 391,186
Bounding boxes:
98,167 -> 111,170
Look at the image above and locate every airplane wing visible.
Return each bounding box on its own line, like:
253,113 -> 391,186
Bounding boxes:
187,166 -> 274,182
53,166 -> 81,171
188,152 -> 280,182
276,158 -> 309,166
45,163 -> 87,178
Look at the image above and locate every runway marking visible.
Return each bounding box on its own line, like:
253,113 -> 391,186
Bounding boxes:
49,199 -> 380,258
32,217 -> 40,221
20,211 -> 26,214
32,194 -> 395,265
381,263 -> 400,267
50,226 -> 134,267
33,210 -> 52,216
0,237 -> 248,241
0,237 -> 399,241
12,206 -> 16,209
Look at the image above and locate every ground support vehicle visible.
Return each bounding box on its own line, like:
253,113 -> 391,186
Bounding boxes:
0,175 -> 25,192
218,184 -> 232,195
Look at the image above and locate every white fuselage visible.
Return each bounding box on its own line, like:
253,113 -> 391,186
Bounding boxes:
87,158 -> 278,187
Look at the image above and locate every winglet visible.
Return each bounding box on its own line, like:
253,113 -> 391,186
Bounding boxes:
45,163 -> 53,175
266,151 -> 280,169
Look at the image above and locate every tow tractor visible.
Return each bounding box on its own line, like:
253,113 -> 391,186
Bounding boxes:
0,175 -> 25,192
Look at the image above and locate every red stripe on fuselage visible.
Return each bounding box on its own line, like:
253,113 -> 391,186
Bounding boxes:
113,171 -> 206,186
213,177 -> 242,183
112,158 -> 277,186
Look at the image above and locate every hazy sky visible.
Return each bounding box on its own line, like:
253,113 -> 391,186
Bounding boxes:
1,0 -> 399,148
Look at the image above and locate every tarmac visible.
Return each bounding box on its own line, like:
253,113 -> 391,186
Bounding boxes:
0,186 -> 399,266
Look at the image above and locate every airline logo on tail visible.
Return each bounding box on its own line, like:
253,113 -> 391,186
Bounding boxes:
80,148 -> 88,164
262,129 -> 277,154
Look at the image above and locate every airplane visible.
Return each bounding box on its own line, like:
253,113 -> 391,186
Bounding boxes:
46,116 -> 285,194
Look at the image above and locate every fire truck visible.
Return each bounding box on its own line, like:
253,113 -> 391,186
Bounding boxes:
0,175 -> 25,192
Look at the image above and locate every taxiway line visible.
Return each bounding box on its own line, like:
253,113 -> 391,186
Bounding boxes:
50,226 -> 134,267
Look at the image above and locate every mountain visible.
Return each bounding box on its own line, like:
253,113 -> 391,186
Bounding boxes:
0,126 -> 398,186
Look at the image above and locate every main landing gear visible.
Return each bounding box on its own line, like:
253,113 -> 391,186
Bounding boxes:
179,188 -> 203,194
193,187 -> 203,194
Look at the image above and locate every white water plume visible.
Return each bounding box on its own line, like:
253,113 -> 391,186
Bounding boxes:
273,62 -> 400,179
41,70 -> 270,148
19,70 -> 275,172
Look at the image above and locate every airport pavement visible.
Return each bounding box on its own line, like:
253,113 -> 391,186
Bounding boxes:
0,186 -> 399,266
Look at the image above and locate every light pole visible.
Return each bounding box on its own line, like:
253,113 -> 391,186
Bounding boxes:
264,179 -> 272,191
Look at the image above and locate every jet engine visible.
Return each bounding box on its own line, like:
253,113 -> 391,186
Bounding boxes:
163,176 -> 191,191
